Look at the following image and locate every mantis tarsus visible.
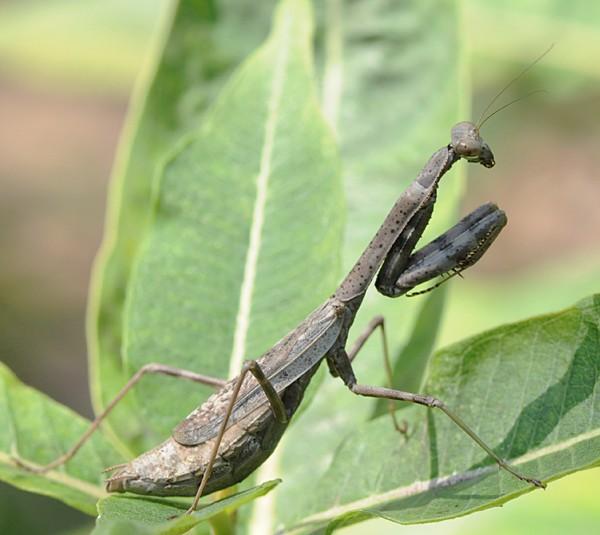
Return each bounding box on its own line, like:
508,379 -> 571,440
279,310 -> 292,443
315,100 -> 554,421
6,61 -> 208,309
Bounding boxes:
15,120 -> 546,514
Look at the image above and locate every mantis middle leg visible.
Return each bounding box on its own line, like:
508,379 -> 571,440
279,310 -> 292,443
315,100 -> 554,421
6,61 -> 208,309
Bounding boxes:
347,316 -> 407,433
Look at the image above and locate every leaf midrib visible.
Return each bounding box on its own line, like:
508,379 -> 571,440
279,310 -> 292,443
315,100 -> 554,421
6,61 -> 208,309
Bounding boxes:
227,8 -> 292,380
0,452 -> 106,500
286,425 -> 600,531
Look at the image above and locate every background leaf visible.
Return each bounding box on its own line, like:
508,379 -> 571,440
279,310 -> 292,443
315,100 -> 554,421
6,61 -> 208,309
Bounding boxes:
0,0 -> 163,94
468,0 -> 600,85
120,0 -> 343,441
284,294 -> 600,532
88,0 -> 275,452
0,362 -> 122,515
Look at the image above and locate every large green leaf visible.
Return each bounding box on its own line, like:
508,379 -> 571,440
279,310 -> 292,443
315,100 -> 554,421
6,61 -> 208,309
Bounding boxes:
283,294 -> 600,532
0,362 -> 122,515
94,480 -> 279,535
252,1 -> 467,530
120,0 -> 343,440
88,0 -> 275,452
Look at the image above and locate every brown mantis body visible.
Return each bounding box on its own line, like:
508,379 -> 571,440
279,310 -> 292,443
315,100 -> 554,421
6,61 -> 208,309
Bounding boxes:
16,121 -> 545,514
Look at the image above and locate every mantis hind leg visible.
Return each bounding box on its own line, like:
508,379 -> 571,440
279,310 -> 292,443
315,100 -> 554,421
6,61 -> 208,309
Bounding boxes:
13,364 -> 226,474
349,381 -> 545,489
186,360 -> 287,514
376,202 -> 507,298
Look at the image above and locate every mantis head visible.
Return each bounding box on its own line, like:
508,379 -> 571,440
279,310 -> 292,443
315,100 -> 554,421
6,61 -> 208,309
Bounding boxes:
450,121 -> 495,168
450,46 -> 552,171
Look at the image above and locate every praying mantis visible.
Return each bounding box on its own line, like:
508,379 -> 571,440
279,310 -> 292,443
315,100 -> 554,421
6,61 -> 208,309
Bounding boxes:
15,119 -> 545,515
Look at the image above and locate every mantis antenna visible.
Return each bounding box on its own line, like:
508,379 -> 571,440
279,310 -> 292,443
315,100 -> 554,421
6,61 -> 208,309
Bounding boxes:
478,89 -> 547,129
476,44 -> 554,129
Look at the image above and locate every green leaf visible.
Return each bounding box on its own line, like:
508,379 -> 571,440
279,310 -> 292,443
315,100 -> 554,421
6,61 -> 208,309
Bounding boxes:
0,362 -> 123,515
118,0 -> 343,441
94,480 -> 279,535
284,294 -> 600,532
88,0 -> 276,452
256,1 -> 467,530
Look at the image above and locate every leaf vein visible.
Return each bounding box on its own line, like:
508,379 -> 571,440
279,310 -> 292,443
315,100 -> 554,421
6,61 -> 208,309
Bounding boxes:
227,9 -> 292,379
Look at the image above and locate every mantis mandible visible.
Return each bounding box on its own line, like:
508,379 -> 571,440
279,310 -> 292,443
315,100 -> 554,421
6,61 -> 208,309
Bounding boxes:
15,120 -> 545,514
